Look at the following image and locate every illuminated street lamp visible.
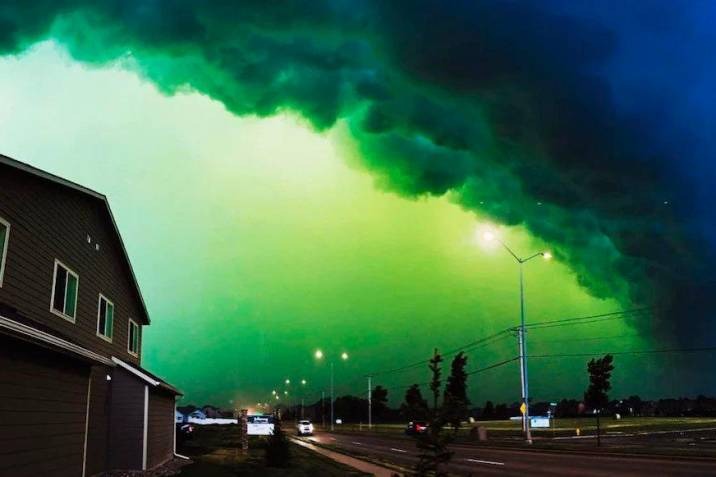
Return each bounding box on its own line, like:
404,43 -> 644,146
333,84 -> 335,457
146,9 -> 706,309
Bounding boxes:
285,379 -> 291,385
482,227 -> 551,444
314,349 -> 349,431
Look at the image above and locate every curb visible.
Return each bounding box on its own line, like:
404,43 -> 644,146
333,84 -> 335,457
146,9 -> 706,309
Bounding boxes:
292,436 -> 411,475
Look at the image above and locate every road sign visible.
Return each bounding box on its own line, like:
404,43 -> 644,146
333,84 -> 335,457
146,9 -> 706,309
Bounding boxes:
520,402 -> 527,415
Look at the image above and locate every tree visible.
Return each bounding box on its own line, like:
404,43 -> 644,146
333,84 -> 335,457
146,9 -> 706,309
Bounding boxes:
555,398 -> 580,418
177,404 -> 197,415
416,349 -> 453,476
625,395 -> 643,416
482,400 -> 495,420
334,395 -> 368,422
401,384 -> 429,421
265,414 -> 291,467
371,385 -> 389,421
443,352 -> 470,431
583,354 -> 614,447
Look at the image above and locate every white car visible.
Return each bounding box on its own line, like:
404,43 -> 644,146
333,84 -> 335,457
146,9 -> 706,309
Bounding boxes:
296,419 -> 314,436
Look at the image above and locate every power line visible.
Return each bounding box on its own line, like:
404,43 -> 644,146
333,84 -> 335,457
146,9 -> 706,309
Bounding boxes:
466,356 -> 520,375
530,333 -> 639,345
378,356 -> 520,395
530,345 -> 716,359
368,328 -> 512,377
524,308 -> 651,330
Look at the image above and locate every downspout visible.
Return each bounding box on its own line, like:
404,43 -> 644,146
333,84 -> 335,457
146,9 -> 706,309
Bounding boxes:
82,371 -> 92,477
142,385 -> 149,470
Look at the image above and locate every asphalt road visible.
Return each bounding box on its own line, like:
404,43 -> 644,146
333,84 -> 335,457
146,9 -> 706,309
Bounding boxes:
302,430 -> 716,476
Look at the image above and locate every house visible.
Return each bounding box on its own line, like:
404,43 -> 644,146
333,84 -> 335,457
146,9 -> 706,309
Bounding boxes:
202,405 -> 223,418
189,409 -> 207,420
176,410 -> 186,423
0,154 -> 181,476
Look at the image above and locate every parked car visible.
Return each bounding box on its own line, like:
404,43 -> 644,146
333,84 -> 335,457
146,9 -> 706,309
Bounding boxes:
296,419 -> 314,436
176,422 -> 195,444
405,421 -> 428,435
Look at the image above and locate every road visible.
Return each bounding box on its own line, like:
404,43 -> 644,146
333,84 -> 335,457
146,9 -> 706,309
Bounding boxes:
301,430 -> 716,476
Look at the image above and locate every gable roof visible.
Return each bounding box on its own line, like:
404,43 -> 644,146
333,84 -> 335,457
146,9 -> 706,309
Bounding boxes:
0,153 -> 150,324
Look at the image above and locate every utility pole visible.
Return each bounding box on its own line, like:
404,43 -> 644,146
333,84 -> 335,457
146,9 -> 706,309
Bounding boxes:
367,375 -> 372,430
482,231 -> 549,444
321,390 -> 325,429
518,260 -> 533,444
330,361 -> 335,431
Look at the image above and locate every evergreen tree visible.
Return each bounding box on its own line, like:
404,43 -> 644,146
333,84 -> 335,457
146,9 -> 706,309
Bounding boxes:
265,414 -> 291,467
584,354 -> 614,447
401,384 -> 429,421
371,385 -> 389,421
416,349 -> 453,476
482,400 -> 495,419
443,352 -> 469,431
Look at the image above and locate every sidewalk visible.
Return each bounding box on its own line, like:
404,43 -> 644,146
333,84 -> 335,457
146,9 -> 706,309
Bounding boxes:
289,437 -> 401,477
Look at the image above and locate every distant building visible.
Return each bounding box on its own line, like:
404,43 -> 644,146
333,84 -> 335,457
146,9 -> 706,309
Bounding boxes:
0,154 -> 181,476
189,409 -> 207,420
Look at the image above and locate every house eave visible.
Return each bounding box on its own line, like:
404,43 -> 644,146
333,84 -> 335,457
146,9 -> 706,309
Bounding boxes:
112,356 -> 183,396
0,314 -> 114,366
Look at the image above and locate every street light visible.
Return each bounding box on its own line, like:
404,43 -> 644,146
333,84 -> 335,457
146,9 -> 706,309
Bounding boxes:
482,228 -> 551,444
315,349 -> 349,431
300,379 -> 307,417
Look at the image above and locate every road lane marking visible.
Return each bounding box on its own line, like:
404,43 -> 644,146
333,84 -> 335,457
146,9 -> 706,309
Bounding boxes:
465,458 -> 504,466
351,441 -> 363,446
390,448 -> 408,453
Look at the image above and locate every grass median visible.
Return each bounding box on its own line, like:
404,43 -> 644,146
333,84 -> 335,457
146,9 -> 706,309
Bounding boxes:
177,424 -> 371,476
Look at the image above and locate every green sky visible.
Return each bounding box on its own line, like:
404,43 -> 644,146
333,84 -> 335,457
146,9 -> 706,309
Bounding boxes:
1,41 -> 687,409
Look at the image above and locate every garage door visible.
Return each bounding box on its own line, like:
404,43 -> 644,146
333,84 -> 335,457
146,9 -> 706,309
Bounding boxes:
0,335 -> 90,477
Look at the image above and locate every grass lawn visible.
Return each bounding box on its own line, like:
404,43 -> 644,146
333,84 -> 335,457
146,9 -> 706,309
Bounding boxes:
329,418 -> 716,458
334,416 -> 716,438
178,425 -> 370,476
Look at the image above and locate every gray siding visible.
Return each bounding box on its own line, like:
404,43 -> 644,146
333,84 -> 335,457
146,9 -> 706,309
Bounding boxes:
0,335 -> 90,477
147,391 -> 176,468
0,163 -> 144,364
108,368 -> 145,471
85,365 -> 111,476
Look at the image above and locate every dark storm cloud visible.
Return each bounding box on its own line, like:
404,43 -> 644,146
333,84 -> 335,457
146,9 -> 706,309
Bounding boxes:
1,0 -> 714,340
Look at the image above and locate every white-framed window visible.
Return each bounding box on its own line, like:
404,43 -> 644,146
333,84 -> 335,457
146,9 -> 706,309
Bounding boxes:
50,259 -> 79,322
128,319 -> 140,356
96,294 -> 114,342
0,216 -> 9,287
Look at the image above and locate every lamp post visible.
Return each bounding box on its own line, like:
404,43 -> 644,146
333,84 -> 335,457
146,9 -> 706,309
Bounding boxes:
300,379 -> 307,418
367,375 -> 372,430
314,349 -> 348,431
483,230 -> 551,444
